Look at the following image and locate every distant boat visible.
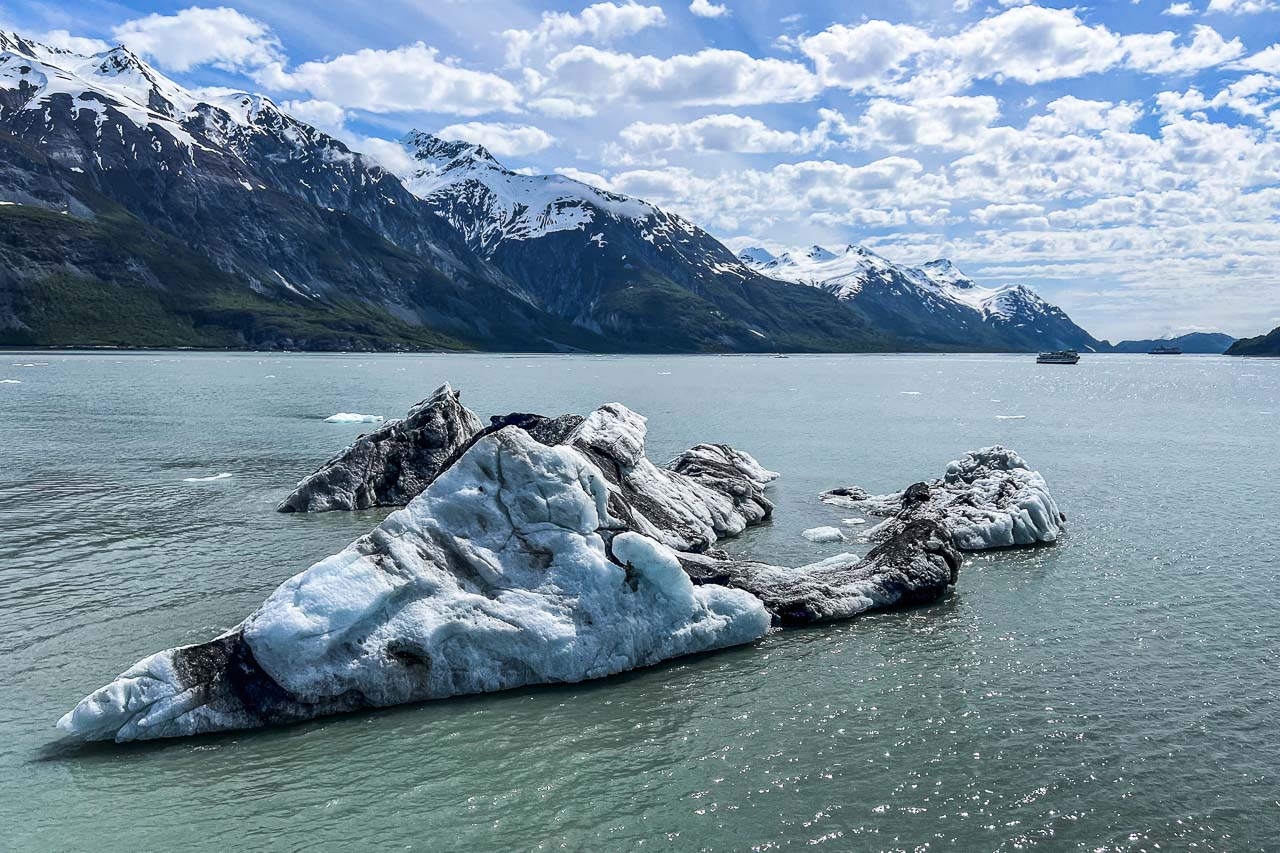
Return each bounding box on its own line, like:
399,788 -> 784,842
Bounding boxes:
1037,350 -> 1080,364
1149,345 -> 1182,355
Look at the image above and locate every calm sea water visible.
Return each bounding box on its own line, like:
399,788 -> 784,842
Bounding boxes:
1,351 -> 1277,851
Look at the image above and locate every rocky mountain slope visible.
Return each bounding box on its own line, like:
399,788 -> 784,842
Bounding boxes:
1105,332 -> 1236,353
0,33 -> 616,351
1225,326 -> 1280,356
738,245 -> 1102,352
400,132 -> 890,352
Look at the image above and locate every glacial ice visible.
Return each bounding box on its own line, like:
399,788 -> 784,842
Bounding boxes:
280,384 -> 483,512
568,405 -> 775,552
0,379 -> 21,384
182,473 -> 233,482
820,446 -> 1063,550
323,412 -> 384,424
58,427 -> 771,742
802,526 -> 846,543
678,520 -> 960,626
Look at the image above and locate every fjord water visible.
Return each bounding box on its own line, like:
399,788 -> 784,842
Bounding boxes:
1,352 -> 1277,851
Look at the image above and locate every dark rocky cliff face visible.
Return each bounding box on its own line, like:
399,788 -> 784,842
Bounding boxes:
1225,326 -> 1280,356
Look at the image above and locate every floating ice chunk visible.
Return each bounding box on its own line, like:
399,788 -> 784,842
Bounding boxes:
995,415 -> 1026,420
820,446 -> 1063,551
58,427 -> 770,742
182,473 -> 233,482
323,412 -> 384,424
900,391 -> 922,395
0,379 -> 21,384
842,517 -> 867,525
802,526 -> 846,543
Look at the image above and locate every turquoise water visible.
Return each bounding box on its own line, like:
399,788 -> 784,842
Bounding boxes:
1,351 -> 1277,850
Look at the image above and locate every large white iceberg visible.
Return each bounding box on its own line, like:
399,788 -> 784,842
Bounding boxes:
59,426 -> 770,742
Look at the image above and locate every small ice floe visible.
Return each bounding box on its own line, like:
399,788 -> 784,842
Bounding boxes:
183,473 -> 233,483
802,526 -> 847,543
995,415 -> 1027,420
0,379 -> 21,384
657,372 -> 672,375
842,517 -> 867,525
324,413 -> 385,424
900,391 -> 922,396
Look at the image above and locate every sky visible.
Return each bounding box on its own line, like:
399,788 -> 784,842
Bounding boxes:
5,0 -> 1280,341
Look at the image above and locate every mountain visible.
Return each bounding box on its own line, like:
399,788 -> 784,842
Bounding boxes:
1106,332 -> 1236,354
1225,326 -> 1280,356
0,32 -> 623,351
399,132 -> 891,352
738,245 -> 1102,352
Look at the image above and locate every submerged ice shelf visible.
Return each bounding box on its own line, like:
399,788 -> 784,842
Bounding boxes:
58,389 -> 1063,743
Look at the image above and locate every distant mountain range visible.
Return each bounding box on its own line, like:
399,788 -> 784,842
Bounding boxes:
1226,326 -> 1280,356
738,245 -> 1102,352
1105,332 -> 1237,354
0,31 -> 1101,353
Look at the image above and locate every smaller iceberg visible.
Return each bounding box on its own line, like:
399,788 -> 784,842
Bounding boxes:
820,446 -> 1063,550
323,413 -> 384,424
182,473 -> 233,482
802,526 -> 846,543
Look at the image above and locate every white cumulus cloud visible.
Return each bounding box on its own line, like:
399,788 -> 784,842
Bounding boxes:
435,122 -> 558,157
113,6 -> 282,72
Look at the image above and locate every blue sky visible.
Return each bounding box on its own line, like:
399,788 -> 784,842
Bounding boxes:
6,0 -> 1280,340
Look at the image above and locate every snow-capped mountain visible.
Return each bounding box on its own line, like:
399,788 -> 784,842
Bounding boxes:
0,32 -> 608,350
739,244 -> 1102,352
400,131 -> 887,351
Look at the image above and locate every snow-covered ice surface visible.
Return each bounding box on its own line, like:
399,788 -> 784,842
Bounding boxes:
323,412 -> 384,424
821,446 -> 1063,551
182,473 -> 233,482
802,526 -> 846,543
57,427 -> 771,742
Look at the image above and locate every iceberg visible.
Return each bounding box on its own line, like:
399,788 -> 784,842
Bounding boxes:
182,472 -> 233,482
820,446 -> 1063,550
280,385 -> 483,512
567,405 -> 775,552
802,526 -> 846,543
323,413 -> 385,423
58,426 -> 771,742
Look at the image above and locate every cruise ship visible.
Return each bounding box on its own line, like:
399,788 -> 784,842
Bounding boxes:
1149,344 -> 1182,355
1036,350 -> 1080,364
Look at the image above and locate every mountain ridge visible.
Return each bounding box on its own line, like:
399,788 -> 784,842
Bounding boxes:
0,30 -> 1105,354
737,244 -> 1102,352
